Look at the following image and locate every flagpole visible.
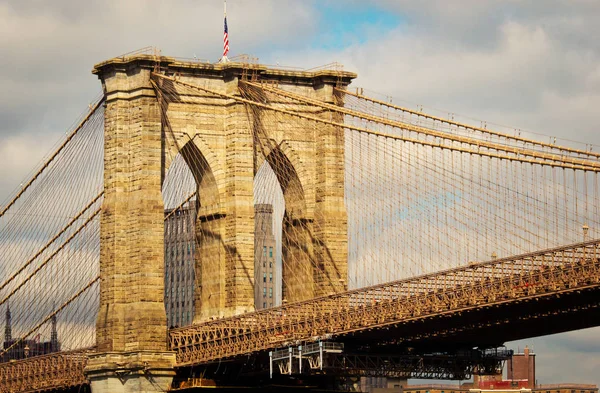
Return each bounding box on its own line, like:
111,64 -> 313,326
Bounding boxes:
221,0 -> 229,63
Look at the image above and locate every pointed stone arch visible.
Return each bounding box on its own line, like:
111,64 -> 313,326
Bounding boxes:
259,145 -> 313,302
163,138 -> 230,322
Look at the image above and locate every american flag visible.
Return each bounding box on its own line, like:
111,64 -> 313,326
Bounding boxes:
223,5 -> 229,58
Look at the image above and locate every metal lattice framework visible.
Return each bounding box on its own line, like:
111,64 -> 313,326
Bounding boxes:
3,239 -> 598,390
170,239 -> 600,365
0,350 -> 90,393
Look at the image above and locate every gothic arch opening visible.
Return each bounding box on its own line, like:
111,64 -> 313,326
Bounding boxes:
162,138 -> 223,326
254,146 -> 313,305
254,162 -> 283,309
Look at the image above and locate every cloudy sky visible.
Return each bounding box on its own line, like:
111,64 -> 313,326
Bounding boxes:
1,0 -> 600,385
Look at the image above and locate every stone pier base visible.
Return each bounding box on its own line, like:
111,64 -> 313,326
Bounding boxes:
85,352 -> 176,393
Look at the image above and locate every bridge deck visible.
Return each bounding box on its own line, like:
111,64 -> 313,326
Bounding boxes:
170,239 -> 600,365
1,240 -> 599,392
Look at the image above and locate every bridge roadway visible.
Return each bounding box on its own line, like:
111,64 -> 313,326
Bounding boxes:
2,239 -> 600,392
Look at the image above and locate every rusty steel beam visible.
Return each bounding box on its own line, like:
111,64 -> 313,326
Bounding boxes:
170,239 -> 600,366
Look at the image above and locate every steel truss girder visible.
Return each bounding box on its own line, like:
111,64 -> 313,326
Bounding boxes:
170,239 -> 600,366
3,240 -> 599,392
0,350 -> 90,393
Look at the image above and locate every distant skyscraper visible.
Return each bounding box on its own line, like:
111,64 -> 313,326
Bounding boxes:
50,308 -> 58,351
164,204 -> 196,327
4,303 -> 11,343
254,204 -> 277,310
2,303 -> 60,362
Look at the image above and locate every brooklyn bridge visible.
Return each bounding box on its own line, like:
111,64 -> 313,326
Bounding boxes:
1,49 -> 599,392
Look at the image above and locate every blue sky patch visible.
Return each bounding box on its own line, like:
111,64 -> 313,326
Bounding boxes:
312,2 -> 402,50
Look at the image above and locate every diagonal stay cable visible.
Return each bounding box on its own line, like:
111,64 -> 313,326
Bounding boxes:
164,191 -> 197,221
251,82 -> 600,170
0,96 -> 105,218
0,209 -> 100,307
340,88 -> 600,160
0,192 -> 103,293
152,73 -> 600,172
0,277 -> 100,358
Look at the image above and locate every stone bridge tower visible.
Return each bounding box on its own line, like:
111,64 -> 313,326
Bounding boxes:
85,54 -> 355,392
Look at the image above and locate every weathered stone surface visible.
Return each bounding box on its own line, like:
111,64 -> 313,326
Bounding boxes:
95,64 -> 167,352
90,55 -> 356,370
86,352 -> 176,393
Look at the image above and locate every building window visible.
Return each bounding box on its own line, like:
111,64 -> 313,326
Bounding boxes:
269,261 -> 272,268
263,287 -> 267,297
263,302 -> 266,308
263,246 -> 267,257
269,273 -> 273,282
269,288 -> 273,298
263,273 -> 267,283
269,247 -> 273,257
270,303 -> 272,307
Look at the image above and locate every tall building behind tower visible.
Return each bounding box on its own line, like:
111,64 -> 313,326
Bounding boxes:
164,204 -> 196,327
163,202 -> 277,320
254,204 -> 277,310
